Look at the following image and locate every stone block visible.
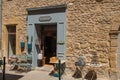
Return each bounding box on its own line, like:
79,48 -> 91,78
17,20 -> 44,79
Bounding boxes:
110,39 -> 118,47
109,53 -> 117,61
110,61 -> 117,68
109,70 -> 118,80
110,48 -> 117,53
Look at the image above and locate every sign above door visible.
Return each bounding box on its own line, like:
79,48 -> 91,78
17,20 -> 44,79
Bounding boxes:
39,16 -> 52,22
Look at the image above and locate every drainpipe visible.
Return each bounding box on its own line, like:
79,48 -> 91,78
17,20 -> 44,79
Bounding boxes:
0,0 -> 2,57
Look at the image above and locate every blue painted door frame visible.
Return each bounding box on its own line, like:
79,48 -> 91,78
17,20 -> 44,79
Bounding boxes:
28,12 -> 66,69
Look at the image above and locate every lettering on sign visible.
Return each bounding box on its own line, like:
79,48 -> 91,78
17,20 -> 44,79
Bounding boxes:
39,16 -> 52,22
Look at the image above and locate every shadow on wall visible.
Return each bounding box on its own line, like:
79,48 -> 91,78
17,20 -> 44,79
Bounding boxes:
0,73 -> 24,80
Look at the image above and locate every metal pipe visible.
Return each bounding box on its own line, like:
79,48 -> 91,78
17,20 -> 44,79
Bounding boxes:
58,59 -> 61,80
2,57 -> 6,80
0,0 -> 2,57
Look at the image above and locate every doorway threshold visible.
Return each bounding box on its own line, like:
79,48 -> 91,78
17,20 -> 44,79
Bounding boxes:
35,65 -> 54,72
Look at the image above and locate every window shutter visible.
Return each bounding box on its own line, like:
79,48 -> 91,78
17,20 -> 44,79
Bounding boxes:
57,22 -> 66,60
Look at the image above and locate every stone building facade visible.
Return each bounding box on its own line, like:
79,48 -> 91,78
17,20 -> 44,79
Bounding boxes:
1,0 -> 120,80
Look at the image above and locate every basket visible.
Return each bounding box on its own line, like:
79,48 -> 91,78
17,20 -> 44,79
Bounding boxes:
50,57 -> 58,63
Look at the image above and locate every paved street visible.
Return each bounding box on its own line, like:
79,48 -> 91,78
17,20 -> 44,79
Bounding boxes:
0,64 -> 108,80
0,64 -> 81,80
0,65 -> 59,80
0,70 -> 59,80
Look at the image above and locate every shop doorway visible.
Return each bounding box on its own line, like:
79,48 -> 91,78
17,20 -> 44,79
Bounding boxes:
35,24 -> 57,66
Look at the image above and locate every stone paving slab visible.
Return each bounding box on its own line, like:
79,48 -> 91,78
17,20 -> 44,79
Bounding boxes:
18,70 -> 58,80
0,65 -> 59,80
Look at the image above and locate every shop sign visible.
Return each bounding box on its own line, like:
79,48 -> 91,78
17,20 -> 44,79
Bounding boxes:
39,16 -> 52,22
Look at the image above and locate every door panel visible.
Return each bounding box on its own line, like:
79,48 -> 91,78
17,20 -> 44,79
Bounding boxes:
8,34 -> 16,57
57,22 -> 66,60
35,26 -> 41,54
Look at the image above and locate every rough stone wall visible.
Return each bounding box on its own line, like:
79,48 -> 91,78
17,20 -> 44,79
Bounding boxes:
67,0 -> 119,78
2,0 -> 120,80
66,1 -> 120,80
